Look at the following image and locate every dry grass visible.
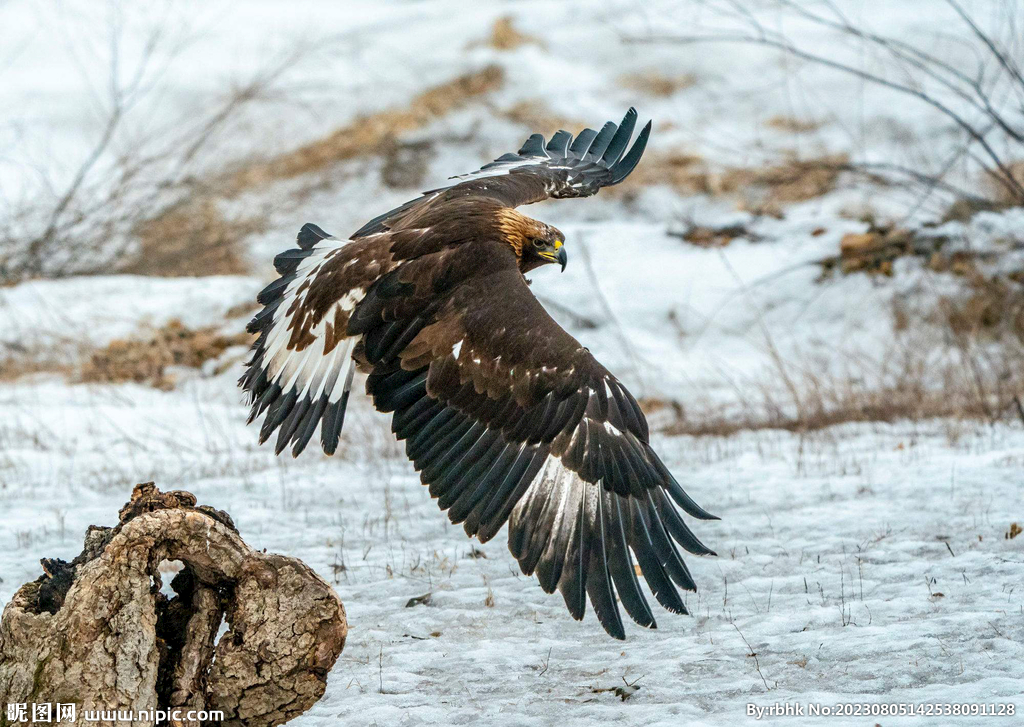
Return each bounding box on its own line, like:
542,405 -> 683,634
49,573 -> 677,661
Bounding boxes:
124,198 -> 263,277
120,65 -> 505,279
622,151 -> 707,193
764,115 -> 824,134
648,345 -> 1024,438
984,160 -> 1024,206
0,356 -> 76,383
941,163 -> 1024,222
818,225 -> 941,278
80,319 -> 252,390
380,139 -> 434,189
619,151 -> 848,214
935,273 -> 1024,344
478,16 -> 543,51
650,381 -> 992,438
499,102 -> 842,214
940,197 -> 1009,223
670,221 -> 762,248
620,70 -> 697,97
647,270 -> 1024,439
0,318 -> 251,388
813,222 -> 1023,285
722,154 -> 849,216
228,65 -> 504,192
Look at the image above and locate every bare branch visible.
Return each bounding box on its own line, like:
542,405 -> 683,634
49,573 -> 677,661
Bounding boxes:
946,0 -> 1024,97
624,29 -> 1024,203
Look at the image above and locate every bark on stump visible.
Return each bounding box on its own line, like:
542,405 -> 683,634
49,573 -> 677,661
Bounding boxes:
0,483 -> 347,727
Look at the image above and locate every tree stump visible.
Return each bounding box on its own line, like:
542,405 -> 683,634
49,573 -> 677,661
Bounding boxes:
0,483 -> 346,727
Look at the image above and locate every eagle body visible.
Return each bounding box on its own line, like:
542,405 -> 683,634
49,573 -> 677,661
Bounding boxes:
240,109 -> 717,639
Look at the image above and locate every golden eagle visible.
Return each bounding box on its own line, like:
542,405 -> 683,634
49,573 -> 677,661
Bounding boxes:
240,109 -> 716,639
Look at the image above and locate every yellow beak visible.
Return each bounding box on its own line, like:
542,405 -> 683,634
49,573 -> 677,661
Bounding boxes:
538,241 -> 568,271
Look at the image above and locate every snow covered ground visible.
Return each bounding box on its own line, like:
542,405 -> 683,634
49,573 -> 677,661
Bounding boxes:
2,373 -> 1022,725
2,0 -> 1023,724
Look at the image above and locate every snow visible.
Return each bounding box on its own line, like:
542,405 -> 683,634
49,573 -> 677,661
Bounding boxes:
2,376 -> 1022,724
0,275 -> 259,351
2,0 -> 1023,724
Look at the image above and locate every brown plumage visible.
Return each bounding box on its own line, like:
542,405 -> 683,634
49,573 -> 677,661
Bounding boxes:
239,108 -> 717,639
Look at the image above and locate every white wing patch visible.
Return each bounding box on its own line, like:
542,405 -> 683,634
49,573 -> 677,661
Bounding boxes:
262,241 -> 363,389
244,230 -> 366,456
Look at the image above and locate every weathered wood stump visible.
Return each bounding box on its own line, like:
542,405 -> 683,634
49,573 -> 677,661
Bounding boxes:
0,483 -> 346,727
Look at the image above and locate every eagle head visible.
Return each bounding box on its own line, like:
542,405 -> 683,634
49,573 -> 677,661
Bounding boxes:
496,209 -> 567,274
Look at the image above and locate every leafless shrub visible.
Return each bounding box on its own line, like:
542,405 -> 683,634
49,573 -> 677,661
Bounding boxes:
0,8 -> 343,284
986,159 -> 1024,205
625,0 -> 1024,211
127,64 -> 503,276
0,3 -> 509,286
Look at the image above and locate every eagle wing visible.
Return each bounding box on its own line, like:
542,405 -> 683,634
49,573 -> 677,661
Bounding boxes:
352,243 -> 716,639
350,107 -> 651,238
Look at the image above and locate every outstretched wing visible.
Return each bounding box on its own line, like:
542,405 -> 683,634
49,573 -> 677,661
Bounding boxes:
350,108 -> 651,238
354,243 -> 716,639
242,109 -> 652,459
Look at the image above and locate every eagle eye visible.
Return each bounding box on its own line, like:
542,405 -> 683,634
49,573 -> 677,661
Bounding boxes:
532,239 -> 545,249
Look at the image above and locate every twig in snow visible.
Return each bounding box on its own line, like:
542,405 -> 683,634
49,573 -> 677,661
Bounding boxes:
538,647 -> 553,677
733,623 -> 770,691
